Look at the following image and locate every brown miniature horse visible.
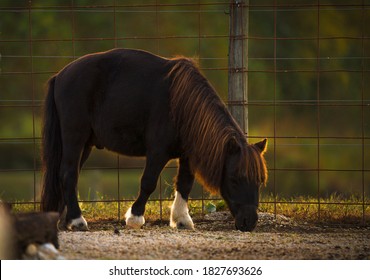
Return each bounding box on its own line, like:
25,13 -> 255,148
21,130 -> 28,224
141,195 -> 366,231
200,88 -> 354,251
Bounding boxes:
41,48 -> 267,232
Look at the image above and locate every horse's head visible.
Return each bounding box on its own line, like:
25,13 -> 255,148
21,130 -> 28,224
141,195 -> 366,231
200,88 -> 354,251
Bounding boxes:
221,138 -> 267,232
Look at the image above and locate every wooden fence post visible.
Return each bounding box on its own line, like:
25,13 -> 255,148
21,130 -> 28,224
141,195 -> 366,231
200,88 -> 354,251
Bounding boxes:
228,0 -> 249,135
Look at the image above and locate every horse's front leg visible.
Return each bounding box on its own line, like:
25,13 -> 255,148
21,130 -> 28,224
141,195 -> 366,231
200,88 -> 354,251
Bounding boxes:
170,157 -> 195,230
125,154 -> 169,229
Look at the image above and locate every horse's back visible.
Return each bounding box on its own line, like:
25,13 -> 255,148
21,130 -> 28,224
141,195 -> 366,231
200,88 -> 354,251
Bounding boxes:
55,48 -> 171,101
52,49 -> 178,157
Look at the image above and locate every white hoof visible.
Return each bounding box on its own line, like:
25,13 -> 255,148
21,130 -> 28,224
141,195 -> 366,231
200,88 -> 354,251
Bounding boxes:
67,216 -> 88,231
125,207 -> 145,229
170,191 -> 194,230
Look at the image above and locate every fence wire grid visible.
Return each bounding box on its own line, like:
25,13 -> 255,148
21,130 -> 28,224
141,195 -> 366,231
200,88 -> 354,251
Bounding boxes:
0,0 -> 369,225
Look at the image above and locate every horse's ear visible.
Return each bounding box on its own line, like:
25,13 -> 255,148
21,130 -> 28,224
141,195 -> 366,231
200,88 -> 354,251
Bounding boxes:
254,138 -> 267,154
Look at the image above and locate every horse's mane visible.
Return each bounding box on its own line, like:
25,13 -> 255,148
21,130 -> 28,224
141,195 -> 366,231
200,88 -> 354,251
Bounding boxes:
167,57 -> 267,193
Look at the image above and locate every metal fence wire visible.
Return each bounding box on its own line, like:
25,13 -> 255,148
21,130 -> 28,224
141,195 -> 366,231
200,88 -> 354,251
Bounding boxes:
0,0 -> 369,226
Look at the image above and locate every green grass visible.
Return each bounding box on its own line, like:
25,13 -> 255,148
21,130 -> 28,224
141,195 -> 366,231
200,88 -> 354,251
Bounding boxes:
79,192 -> 369,225
9,193 -> 370,226
259,194 -> 370,225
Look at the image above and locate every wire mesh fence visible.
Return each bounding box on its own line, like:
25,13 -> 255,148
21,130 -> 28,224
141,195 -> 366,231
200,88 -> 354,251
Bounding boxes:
0,0 -> 369,225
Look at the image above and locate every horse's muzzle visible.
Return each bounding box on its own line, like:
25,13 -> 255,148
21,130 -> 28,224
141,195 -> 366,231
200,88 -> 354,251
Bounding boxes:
235,205 -> 258,232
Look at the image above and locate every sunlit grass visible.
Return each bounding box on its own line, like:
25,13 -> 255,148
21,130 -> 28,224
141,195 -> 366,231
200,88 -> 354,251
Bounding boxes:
259,193 -> 369,224
9,192 -> 369,226
80,193 -> 370,225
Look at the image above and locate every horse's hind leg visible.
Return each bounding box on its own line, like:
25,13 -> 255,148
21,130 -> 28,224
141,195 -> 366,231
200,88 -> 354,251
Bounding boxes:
59,143 -> 92,230
125,154 -> 169,229
59,136 -> 90,231
80,144 -> 92,170
170,157 -> 195,230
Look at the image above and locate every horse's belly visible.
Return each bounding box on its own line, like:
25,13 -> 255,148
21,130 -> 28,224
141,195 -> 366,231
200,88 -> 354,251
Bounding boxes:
97,130 -> 147,157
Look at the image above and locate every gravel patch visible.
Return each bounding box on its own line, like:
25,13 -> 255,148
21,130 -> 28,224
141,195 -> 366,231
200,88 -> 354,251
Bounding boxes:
58,212 -> 370,260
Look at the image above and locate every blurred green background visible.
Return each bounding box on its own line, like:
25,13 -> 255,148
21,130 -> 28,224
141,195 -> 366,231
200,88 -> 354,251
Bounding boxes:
0,0 -> 369,209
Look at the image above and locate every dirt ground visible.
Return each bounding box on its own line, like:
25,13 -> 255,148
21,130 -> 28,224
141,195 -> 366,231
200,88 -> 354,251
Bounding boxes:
58,212 -> 370,260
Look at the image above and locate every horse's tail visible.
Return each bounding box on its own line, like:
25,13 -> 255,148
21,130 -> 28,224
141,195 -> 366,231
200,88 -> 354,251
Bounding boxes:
41,76 -> 64,213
